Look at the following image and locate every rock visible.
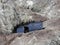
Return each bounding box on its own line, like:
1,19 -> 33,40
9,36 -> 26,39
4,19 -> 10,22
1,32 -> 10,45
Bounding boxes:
0,33 -> 23,45
40,0 -> 60,19
0,0 -> 48,34
43,18 -> 60,30
0,18 -> 60,45
4,18 -> 60,45
0,0 -> 60,45
0,0 -> 60,34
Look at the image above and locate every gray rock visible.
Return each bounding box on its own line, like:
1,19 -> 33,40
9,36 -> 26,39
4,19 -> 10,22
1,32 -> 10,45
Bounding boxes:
0,0 -> 60,34
0,18 -> 60,45
8,18 -> 60,45
0,0 -> 60,45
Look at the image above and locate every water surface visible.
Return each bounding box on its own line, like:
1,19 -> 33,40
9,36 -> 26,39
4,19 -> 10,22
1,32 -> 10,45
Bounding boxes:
17,22 -> 43,33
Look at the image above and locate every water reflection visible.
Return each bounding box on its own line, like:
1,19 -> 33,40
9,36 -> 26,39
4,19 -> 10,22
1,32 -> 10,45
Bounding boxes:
16,22 -> 43,33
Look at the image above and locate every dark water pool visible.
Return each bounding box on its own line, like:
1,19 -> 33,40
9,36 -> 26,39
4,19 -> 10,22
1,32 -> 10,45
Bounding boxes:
16,22 -> 43,33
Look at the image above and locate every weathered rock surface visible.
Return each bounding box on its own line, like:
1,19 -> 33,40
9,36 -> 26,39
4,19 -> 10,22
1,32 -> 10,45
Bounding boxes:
0,0 -> 60,34
4,18 -> 59,45
0,0 -> 48,34
0,18 -> 59,45
9,30 -> 60,45
0,0 -> 60,45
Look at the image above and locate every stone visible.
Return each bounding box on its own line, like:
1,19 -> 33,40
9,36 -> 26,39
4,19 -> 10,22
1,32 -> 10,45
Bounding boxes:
0,0 -> 60,45
0,18 -> 60,45
8,18 -> 60,45
0,0 -> 59,35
